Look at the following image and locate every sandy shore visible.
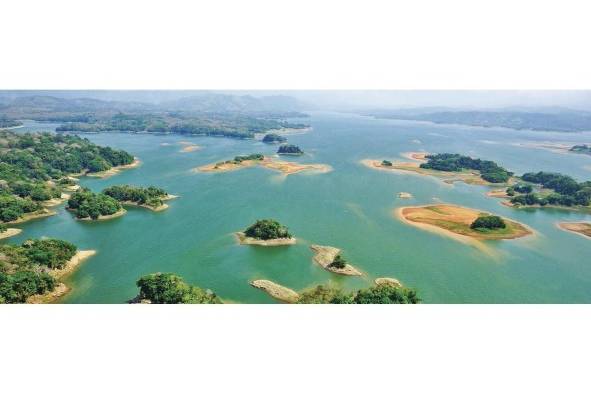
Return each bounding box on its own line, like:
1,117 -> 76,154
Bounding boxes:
121,195 -> 177,212
557,222 -> 591,239
309,244 -> 362,276
400,151 -> 428,162
77,208 -> 127,221
487,189 -> 510,198
250,279 -> 300,303
8,209 -> 57,224
86,158 -> 141,179
0,228 -> 22,240
196,156 -> 331,175
235,232 -> 296,246
374,277 -> 403,287
396,204 -> 533,242
42,193 -> 70,207
26,250 -> 97,304
178,141 -> 201,152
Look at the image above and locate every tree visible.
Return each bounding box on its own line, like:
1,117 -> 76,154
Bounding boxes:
277,144 -> 303,155
244,219 -> 292,240
470,215 -> 506,230
381,160 -> 393,167
135,273 -> 221,304
328,254 -> 347,269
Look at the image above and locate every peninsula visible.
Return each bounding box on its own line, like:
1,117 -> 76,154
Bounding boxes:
196,154 -> 331,175
396,204 -> 532,242
103,185 -> 176,212
309,245 -> 362,276
67,188 -> 126,220
557,222 -> 591,239
250,279 -> 300,303
236,219 -> 296,246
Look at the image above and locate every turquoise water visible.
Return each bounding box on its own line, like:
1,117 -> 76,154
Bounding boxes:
6,113 -> 591,303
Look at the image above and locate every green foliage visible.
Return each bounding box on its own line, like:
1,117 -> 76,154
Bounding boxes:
381,160 -> 393,166
329,254 -> 347,269
103,185 -> 167,207
244,219 -> 292,240
297,283 -> 421,304
0,192 -> 42,223
421,153 -> 512,183
262,133 -> 287,143
570,144 -> 591,155
21,239 -> 77,269
512,172 -> 591,207
67,188 -> 122,219
0,223 -> 7,232
135,273 -> 222,304
470,215 -> 506,231
277,144 -> 303,155
0,271 -> 56,303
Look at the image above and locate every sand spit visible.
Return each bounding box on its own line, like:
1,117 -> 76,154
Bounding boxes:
0,228 -> 22,240
26,250 -> 97,304
8,209 -> 57,224
400,151 -> 428,162
250,279 -> 300,303
76,208 -> 127,221
121,194 -> 177,212
196,156 -> 331,175
309,244 -> 362,276
235,232 -> 296,246
557,222 -> 591,239
178,141 -> 201,152
396,204 -> 532,242
487,189 -> 510,198
86,158 -> 141,179
374,277 -> 403,287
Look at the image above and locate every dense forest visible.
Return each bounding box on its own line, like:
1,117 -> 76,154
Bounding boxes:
0,130 -> 133,223
470,215 -> 506,230
103,185 -> 168,208
297,283 -> 420,304
244,219 -> 292,240
133,272 -> 222,304
277,144 -> 303,155
0,238 -> 77,303
67,188 -> 122,219
510,172 -> 591,207
420,153 -> 512,183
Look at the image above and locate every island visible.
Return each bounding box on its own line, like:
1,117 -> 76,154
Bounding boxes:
250,279 -> 300,303
557,222 -> 591,239
362,153 -> 513,185
130,272 -> 222,304
196,154 -> 331,175
374,277 -> 403,287
236,219 -> 296,246
0,238 -> 95,304
102,185 -> 176,212
309,244 -> 362,276
277,144 -> 304,155
505,172 -> 591,209
67,188 -> 126,220
297,283 -> 420,304
396,204 -> 532,242
398,192 -> 413,199
262,133 -> 287,144
569,144 -> 591,156
0,225 -> 22,240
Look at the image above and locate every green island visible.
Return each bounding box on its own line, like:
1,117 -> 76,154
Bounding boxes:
0,238 -> 94,303
0,130 -> 134,225
569,144 -> 591,156
262,133 -> 287,144
420,153 -> 512,183
103,185 -> 174,211
131,272 -> 222,304
297,283 -> 420,304
277,144 -> 304,155
67,188 -> 124,220
236,219 -> 296,246
310,244 -> 362,275
507,172 -> 591,208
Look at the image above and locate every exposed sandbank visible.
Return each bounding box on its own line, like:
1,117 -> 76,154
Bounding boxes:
557,222 -> 591,239
398,192 -> 413,199
196,156 -> 331,175
178,141 -> 201,152
86,158 -> 141,179
235,232 -> 296,246
250,279 -> 300,303
0,228 -> 22,240
309,244 -> 362,276
42,193 -> 70,207
7,209 -> 57,224
396,204 -> 533,242
374,277 -> 403,287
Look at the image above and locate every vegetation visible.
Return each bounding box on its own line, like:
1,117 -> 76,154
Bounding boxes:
135,273 -> 221,304
470,215 -> 506,231
328,254 -> 347,269
262,133 -> 287,143
297,283 -> 421,304
67,188 -> 122,219
244,219 -> 292,240
0,238 -> 77,303
570,144 -> 591,155
0,118 -> 22,129
216,153 -> 264,167
510,172 -> 591,207
277,144 -> 303,155
420,153 -> 512,183
103,185 -> 168,208
507,183 -> 533,196
0,193 -> 43,222
381,160 -> 393,166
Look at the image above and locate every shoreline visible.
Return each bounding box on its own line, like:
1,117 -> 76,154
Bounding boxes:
250,279 -> 300,303
374,277 -> 403,287
86,158 -> 141,179
7,209 -> 57,225
235,232 -> 296,246
196,156 -> 332,175
557,222 -> 591,239
0,228 -> 22,240
76,208 -> 127,221
309,244 -> 363,276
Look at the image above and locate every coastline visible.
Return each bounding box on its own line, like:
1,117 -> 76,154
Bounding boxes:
196,156 -> 332,175
7,209 -> 57,225
0,228 -> 22,240
235,232 -> 296,246
76,208 -> 127,221
250,279 -> 300,303
86,158 -> 141,179
557,222 -> 591,239
309,244 -> 362,276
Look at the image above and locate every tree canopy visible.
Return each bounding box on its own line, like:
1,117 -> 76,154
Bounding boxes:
67,188 -> 122,219
297,283 -> 421,304
135,273 -> 221,304
277,144 -> 303,155
244,219 -> 292,240
103,185 -> 168,207
420,153 -> 512,183
470,215 -> 506,231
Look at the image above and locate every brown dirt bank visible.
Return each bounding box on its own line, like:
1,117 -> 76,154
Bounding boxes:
557,222 -> 591,239
235,232 -> 296,246
250,279 -> 300,303
309,244 -> 362,276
